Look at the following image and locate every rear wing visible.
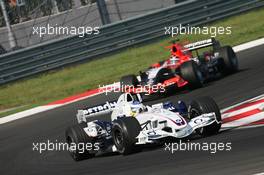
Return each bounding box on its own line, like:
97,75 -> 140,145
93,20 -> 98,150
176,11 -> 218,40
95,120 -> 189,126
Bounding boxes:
77,101 -> 117,123
183,38 -> 220,51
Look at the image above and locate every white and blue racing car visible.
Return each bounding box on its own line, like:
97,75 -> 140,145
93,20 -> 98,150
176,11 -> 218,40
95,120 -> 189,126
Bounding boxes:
65,93 -> 221,161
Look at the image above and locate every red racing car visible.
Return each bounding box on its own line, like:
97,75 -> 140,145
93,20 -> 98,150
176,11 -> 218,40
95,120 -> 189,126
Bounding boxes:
120,38 -> 238,99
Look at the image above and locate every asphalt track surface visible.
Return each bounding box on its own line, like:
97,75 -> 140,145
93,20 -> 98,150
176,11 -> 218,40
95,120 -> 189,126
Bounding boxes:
1,44 -> 264,175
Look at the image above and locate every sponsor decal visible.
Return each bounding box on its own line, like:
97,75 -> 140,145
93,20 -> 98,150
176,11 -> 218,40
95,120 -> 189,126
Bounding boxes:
82,101 -> 117,115
184,39 -> 212,49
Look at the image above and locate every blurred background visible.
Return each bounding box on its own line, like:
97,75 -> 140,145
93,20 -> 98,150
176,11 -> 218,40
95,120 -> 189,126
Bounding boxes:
0,0 -> 185,53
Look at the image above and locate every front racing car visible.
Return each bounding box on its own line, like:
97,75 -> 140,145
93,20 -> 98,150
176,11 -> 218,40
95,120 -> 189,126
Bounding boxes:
65,93 -> 222,160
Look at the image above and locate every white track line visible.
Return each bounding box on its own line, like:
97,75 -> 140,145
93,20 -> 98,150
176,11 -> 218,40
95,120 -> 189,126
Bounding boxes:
0,105 -> 60,124
0,38 -> 264,125
233,38 -> 264,52
0,90 -> 106,125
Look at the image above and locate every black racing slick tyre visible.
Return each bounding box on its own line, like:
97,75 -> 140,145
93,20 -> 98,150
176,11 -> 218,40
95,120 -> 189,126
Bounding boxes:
216,46 -> 238,74
65,123 -> 95,161
120,74 -> 139,93
0,44 -> 6,55
188,97 -> 222,136
120,74 -> 139,87
180,61 -> 204,89
112,117 -> 141,155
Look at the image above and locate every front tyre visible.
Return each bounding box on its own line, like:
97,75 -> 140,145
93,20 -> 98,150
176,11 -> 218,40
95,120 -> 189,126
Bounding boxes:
112,117 -> 141,155
188,97 -> 221,136
65,123 -> 95,161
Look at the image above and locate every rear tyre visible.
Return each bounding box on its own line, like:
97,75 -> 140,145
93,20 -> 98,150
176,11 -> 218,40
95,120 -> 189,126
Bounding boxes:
120,75 -> 139,93
65,123 -> 95,161
120,74 -> 139,86
180,61 -> 204,89
0,44 -> 6,55
188,97 -> 221,136
112,117 -> 141,155
215,46 -> 238,74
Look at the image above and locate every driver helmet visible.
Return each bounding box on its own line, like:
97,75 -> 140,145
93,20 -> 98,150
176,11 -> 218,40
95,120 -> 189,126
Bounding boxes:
130,101 -> 145,117
203,51 -> 212,61
170,56 -> 179,65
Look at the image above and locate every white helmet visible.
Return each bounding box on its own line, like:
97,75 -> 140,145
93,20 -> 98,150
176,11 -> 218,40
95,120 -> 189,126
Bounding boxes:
130,101 -> 145,117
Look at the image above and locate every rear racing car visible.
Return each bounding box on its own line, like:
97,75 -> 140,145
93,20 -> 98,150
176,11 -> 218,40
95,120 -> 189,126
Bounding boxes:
120,38 -> 238,98
65,93 -> 222,161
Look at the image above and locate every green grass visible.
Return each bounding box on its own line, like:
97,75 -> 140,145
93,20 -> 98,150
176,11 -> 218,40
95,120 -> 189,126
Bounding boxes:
1,7 -> 264,117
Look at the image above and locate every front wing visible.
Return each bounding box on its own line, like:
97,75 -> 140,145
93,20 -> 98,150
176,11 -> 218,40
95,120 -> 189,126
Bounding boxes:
136,112 -> 218,144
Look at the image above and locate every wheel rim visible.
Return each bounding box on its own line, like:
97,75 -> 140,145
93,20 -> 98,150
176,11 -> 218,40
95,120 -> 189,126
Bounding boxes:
114,129 -> 124,148
196,69 -> 204,84
231,56 -> 238,68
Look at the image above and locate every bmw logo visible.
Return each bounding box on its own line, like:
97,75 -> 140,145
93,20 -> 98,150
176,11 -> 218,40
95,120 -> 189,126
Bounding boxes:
175,119 -> 182,124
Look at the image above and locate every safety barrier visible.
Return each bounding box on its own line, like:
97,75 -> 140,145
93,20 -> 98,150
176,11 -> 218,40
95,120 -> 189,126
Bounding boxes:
0,0 -> 263,84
